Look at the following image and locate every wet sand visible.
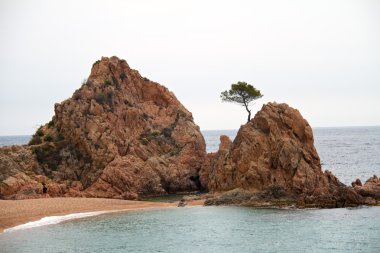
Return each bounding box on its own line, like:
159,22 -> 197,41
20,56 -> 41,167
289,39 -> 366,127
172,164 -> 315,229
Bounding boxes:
0,198 -> 179,233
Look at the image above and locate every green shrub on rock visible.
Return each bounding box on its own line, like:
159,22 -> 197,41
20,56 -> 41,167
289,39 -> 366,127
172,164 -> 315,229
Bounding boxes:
37,129 -> 44,136
44,135 -> 53,142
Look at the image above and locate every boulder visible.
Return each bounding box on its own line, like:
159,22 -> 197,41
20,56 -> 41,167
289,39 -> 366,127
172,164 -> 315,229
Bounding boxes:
351,178 -> 362,187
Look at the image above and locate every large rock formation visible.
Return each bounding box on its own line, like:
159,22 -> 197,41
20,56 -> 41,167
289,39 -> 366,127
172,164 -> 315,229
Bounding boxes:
0,57 -> 377,208
201,103 -> 366,207
0,56 -> 206,199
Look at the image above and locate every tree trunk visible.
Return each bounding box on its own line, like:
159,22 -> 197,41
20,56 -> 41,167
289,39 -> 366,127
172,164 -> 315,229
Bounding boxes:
243,100 -> 251,123
244,103 -> 251,122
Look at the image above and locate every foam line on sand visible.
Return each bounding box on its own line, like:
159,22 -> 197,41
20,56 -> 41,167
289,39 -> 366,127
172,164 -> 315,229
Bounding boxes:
3,211 -> 110,233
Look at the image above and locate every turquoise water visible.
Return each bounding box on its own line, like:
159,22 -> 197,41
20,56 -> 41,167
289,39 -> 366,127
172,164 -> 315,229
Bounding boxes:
1,206 -> 379,253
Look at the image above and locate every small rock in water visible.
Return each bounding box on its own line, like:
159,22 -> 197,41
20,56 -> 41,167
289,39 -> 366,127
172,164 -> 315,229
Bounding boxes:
351,178 -> 362,187
178,199 -> 187,207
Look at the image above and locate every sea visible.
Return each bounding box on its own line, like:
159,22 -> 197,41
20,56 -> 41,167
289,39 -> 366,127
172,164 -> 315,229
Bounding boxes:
0,126 -> 380,253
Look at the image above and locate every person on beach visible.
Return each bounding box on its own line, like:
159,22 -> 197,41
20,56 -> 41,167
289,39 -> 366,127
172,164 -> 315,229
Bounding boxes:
42,183 -> 48,197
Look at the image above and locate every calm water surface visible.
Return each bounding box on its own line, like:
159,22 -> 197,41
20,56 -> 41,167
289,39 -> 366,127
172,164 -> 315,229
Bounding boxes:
0,135 -> 30,147
313,127 -> 380,185
1,206 -> 379,253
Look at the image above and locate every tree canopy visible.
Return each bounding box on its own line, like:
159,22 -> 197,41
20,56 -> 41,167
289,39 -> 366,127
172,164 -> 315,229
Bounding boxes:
220,81 -> 263,122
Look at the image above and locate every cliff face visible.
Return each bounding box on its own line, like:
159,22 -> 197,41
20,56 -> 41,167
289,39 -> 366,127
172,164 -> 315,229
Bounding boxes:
201,103 -> 365,207
0,56 -> 206,199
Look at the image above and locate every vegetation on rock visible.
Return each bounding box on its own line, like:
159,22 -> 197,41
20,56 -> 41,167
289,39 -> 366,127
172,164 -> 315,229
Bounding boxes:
220,81 -> 263,122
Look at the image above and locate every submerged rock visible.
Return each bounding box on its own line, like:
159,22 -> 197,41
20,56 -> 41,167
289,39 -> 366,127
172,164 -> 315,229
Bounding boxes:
201,102 -> 366,207
177,199 -> 187,207
0,56 -> 206,199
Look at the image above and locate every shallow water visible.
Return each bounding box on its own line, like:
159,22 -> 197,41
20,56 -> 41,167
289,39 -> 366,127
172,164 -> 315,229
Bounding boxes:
1,206 -> 379,253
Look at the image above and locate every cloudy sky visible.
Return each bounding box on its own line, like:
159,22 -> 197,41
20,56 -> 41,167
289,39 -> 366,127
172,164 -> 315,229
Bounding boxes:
0,0 -> 379,135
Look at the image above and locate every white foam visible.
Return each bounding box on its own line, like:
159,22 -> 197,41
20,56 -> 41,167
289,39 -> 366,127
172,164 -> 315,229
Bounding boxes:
3,211 -> 109,233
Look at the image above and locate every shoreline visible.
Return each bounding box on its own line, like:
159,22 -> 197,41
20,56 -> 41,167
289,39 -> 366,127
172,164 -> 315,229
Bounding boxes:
0,197 -> 183,233
1,198 -> 379,234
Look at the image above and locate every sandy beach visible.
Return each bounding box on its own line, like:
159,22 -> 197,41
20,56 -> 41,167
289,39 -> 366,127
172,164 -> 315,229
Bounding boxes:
0,197 -> 179,233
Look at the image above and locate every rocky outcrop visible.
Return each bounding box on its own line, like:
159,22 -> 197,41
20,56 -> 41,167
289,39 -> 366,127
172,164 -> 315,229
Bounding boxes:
0,56 -> 206,199
0,145 -> 81,199
0,145 -> 40,199
201,102 -> 366,207
353,176 -> 380,200
0,57 -> 376,208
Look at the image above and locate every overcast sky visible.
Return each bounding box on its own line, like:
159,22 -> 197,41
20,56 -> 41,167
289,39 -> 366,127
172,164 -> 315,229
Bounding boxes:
0,0 -> 379,135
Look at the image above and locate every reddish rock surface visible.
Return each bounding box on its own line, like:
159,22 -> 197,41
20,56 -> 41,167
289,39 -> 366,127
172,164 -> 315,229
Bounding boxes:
351,178 -> 362,187
353,175 -> 380,200
201,102 -> 366,207
0,56 -> 206,199
0,145 -> 81,199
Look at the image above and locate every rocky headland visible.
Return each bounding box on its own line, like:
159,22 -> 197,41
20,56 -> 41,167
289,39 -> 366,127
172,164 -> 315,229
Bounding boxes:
0,56 -> 379,208
200,103 -> 377,208
1,56 -> 206,200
